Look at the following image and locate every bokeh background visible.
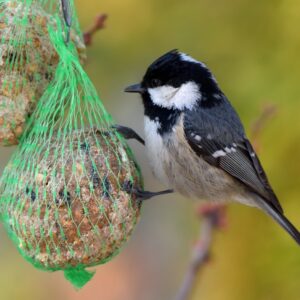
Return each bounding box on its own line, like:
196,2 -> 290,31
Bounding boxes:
1,0 -> 300,299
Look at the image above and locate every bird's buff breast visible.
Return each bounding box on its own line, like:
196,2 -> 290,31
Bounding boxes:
144,116 -> 238,202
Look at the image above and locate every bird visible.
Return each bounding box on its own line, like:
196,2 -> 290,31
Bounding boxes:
121,49 -> 300,245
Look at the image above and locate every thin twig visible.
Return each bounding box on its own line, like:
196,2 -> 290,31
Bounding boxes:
250,103 -> 277,152
83,14 -> 108,46
175,204 -> 226,300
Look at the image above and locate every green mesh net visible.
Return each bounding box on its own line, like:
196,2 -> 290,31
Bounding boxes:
0,0 -> 86,145
0,21 -> 143,288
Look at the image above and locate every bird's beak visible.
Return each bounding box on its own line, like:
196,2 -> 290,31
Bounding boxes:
124,83 -> 145,94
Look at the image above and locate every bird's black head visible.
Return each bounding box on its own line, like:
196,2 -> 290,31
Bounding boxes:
125,49 -> 224,111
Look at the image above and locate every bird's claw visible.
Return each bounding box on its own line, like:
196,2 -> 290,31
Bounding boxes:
112,124 -> 145,145
123,181 -> 173,201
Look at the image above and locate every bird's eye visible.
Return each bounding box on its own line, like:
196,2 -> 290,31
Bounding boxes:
150,78 -> 161,87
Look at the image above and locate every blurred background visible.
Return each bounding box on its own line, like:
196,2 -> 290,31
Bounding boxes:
1,0 -> 300,299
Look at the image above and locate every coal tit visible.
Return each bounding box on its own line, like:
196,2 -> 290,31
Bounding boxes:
123,49 -> 300,245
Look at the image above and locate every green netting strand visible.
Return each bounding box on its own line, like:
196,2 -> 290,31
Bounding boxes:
0,0 -> 86,145
0,19 -> 143,288
64,267 -> 95,289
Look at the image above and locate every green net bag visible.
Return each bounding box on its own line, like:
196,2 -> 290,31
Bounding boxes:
0,0 -> 86,145
0,22 -> 143,288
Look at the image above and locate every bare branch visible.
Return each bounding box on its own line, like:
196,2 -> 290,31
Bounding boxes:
250,103 -> 277,152
83,14 -> 108,46
175,204 -> 226,300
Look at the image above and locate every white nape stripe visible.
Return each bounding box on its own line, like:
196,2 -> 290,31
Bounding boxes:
180,52 -> 218,84
148,81 -> 201,110
180,53 -> 207,68
212,150 -> 227,158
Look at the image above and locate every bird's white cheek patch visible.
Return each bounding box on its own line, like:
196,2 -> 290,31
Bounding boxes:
148,86 -> 178,105
148,81 -> 201,110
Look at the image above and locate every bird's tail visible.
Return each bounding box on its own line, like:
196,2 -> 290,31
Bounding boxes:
259,200 -> 300,245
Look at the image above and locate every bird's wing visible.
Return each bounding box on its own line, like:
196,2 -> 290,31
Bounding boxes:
183,108 -> 283,213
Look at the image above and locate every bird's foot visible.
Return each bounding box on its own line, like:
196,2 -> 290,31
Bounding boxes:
112,124 -> 145,145
123,181 -> 173,201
